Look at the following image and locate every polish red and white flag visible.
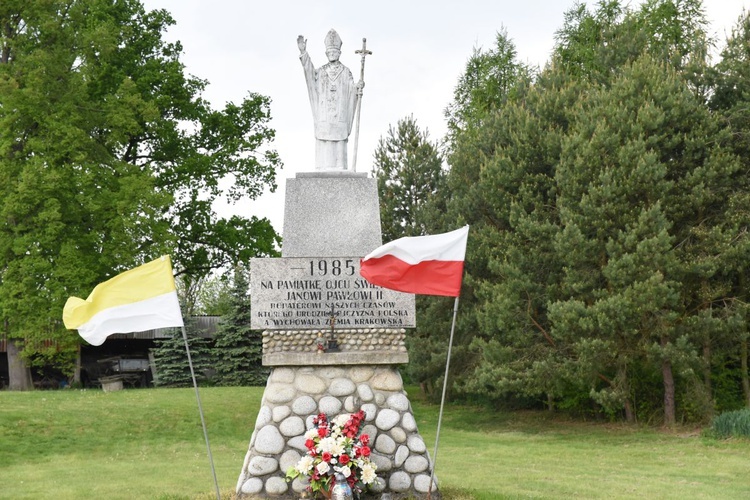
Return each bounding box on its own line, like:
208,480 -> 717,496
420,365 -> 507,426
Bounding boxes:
359,226 -> 469,297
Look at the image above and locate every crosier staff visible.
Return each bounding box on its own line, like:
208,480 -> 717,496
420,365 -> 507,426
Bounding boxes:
351,38 -> 371,172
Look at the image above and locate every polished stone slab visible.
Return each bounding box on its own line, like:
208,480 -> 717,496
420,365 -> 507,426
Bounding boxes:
282,172 -> 382,257
250,257 -> 416,330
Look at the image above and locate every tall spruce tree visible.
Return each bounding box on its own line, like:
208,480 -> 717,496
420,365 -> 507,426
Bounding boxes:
212,266 -> 266,386
151,317 -> 213,387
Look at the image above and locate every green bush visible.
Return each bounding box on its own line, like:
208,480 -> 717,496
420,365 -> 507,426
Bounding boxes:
708,408 -> 750,439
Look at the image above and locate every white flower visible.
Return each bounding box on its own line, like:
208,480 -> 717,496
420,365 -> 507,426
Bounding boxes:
316,461 -> 330,475
319,436 -> 345,455
360,462 -> 377,484
317,436 -> 337,454
333,413 -> 351,427
338,465 -> 352,478
304,428 -> 318,440
295,455 -> 314,474
332,436 -> 346,455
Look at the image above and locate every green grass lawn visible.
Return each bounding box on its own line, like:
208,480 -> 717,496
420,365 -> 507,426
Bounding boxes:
1,386 -> 749,499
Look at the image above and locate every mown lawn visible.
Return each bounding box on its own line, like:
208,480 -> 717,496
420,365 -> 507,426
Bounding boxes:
1,386 -> 749,499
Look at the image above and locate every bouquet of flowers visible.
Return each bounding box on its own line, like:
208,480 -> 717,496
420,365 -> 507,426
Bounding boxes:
286,410 -> 378,498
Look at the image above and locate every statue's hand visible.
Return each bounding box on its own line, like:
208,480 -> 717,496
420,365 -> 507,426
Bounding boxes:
356,80 -> 365,95
297,35 -> 306,53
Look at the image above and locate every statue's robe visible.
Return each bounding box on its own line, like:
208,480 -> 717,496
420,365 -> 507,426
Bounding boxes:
300,52 -> 357,170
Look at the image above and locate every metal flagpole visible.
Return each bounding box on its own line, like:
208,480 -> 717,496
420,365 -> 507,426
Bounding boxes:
351,38 -> 371,172
428,296 -> 460,500
180,325 -> 221,500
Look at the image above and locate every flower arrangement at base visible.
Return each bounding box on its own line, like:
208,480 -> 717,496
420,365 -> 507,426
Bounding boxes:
286,410 -> 378,499
315,336 -> 326,354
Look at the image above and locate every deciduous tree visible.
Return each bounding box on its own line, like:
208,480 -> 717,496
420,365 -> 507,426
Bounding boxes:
0,0 -> 280,388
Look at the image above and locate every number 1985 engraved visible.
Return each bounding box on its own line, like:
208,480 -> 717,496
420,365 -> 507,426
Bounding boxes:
309,259 -> 356,277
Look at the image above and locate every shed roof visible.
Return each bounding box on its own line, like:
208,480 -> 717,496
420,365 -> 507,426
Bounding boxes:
0,316 -> 221,352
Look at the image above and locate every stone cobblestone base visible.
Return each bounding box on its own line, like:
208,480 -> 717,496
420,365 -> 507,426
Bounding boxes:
236,365 -> 439,499
262,329 -> 408,355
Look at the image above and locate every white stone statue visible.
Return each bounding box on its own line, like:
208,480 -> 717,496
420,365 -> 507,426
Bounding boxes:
298,29 -> 364,171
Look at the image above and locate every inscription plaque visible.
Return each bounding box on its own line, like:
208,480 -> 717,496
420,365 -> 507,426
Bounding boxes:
250,257 -> 416,330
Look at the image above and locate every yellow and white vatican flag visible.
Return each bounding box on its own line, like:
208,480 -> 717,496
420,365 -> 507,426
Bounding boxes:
63,256 -> 184,346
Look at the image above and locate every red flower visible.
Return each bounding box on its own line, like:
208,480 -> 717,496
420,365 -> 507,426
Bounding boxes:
293,409 -> 380,496
312,413 -> 328,428
341,411 -> 365,439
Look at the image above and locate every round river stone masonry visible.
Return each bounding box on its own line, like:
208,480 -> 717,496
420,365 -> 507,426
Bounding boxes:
236,365 -> 438,499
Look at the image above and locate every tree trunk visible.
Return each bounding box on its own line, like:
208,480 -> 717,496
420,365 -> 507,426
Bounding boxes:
617,363 -> 635,423
72,344 -> 82,386
662,356 -> 676,426
741,338 -> 750,408
624,398 -> 635,423
703,340 -> 712,402
7,339 -> 33,391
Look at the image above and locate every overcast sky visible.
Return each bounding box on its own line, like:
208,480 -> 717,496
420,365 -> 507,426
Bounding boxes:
141,0 -> 748,235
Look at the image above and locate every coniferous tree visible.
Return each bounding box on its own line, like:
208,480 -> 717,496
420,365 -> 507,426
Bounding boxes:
212,266 -> 266,386
445,29 -> 531,143
151,317 -> 213,387
452,64 -> 577,411
443,0 -> 750,424
405,30 -> 534,401
551,53 -> 740,424
372,115 -> 445,243
708,10 -> 750,410
372,116 -> 452,398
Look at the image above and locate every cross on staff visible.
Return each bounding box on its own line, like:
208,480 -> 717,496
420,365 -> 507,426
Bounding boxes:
351,37 -> 372,172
